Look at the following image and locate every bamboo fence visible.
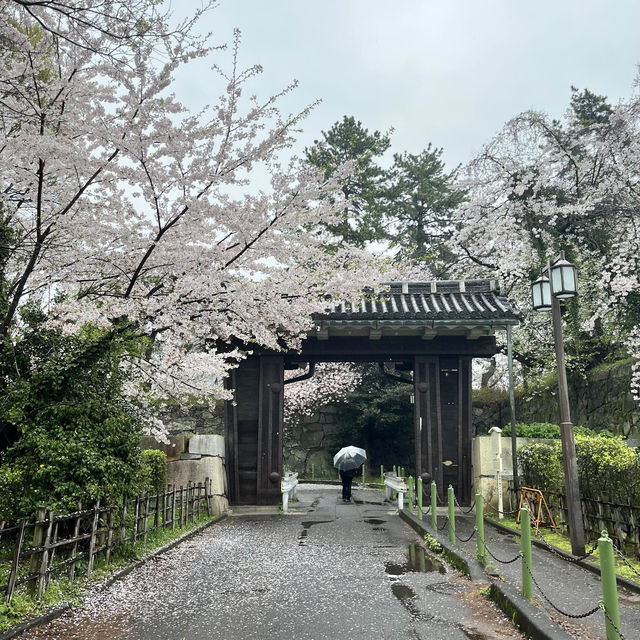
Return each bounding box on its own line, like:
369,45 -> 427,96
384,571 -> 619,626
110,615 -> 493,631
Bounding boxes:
0,479 -> 214,604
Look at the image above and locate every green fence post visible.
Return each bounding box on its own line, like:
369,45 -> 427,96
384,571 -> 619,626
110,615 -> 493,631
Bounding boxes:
393,465 -> 397,476
448,485 -> 455,545
599,531 -> 621,640
475,493 -> 486,563
431,481 -> 437,531
362,465 -> 365,487
520,506 -> 533,601
407,476 -> 415,514
380,465 -> 384,483
311,463 -> 315,481
417,477 -> 423,520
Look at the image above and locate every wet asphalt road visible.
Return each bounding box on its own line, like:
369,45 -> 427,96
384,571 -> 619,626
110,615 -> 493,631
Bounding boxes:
22,485 -> 525,640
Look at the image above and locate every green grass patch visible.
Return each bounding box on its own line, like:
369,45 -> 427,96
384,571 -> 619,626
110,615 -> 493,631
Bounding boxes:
0,513 -> 218,633
486,514 -> 640,583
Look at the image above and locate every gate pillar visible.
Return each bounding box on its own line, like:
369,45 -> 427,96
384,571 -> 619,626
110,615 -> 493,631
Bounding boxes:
225,355 -> 284,505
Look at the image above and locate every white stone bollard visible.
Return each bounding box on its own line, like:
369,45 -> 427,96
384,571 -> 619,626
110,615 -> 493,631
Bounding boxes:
383,472 -> 407,510
281,471 -> 299,514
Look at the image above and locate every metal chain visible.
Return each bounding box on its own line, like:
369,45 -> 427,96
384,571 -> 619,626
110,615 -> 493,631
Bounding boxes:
438,516 -> 449,531
603,607 -> 627,640
482,540 -> 521,564
454,494 -> 476,514
612,542 -> 640,578
455,527 -> 476,543
475,529 -> 521,564
481,495 -> 518,515
523,556 -> 601,619
533,524 -> 599,562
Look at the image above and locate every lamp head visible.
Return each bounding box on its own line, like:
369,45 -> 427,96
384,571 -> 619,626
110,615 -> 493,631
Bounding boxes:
531,275 -> 552,311
550,258 -> 577,299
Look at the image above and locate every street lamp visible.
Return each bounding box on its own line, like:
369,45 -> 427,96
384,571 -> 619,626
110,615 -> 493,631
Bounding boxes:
531,251 -> 586,556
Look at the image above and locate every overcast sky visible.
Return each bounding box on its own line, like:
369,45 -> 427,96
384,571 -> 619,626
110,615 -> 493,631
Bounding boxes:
176,0 -> 640,170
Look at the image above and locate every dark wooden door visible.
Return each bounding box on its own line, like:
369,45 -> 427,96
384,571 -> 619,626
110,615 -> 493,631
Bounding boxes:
414,356 -> 472,505
226,356 -> 283,505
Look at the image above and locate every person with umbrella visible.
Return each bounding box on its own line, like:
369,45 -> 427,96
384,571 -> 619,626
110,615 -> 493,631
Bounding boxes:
333,446 -> 366,503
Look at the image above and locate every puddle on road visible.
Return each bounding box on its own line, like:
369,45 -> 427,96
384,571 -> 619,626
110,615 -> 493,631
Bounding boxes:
391,583 -> 434,622
391,583 -> 415,601
385,543 -> 445,575
298,519 -> 333,546
462,631 -> 490,640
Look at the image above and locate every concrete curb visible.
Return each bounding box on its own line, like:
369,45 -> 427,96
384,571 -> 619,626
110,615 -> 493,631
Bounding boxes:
399,509 -> 573,640
399,509 -> 486,583
490,582 -> 575,640
0,513 -> 228,640
484,516 -> 640,595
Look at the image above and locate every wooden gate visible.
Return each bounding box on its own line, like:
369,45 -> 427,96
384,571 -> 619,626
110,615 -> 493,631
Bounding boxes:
413,355 -> 472,505
225,356 -> 284,505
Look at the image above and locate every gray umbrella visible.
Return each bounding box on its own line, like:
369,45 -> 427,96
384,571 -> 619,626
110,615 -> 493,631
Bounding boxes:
333,445 -> 367,471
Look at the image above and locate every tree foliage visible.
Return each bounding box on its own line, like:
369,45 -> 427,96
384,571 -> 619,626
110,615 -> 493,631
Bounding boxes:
452,84 -> 640,391
328,365 -> 414,472
386,146 -> 465,276
0,3 -> 394,437
517,434 -> 640,504
305,117 -> 464,277
0,305 -> 148,520
305,116 -> 391,247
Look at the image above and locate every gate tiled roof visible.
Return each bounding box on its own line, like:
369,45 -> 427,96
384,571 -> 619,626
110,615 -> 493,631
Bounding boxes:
312,280 -> 519,339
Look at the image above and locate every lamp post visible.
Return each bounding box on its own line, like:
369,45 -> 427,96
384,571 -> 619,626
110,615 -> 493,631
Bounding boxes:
531,252 -> 586,556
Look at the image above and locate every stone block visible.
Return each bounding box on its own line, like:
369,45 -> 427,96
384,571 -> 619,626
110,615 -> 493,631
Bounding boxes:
167,456 -> 226,498
140,435 -> 187,461
300,430 -> 324,448
210,495 -> 229,514
189,434 -> 225,458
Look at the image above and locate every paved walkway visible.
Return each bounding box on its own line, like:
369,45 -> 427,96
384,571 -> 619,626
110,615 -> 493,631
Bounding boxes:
447,510 -> 640,640
21,485 -> 524,640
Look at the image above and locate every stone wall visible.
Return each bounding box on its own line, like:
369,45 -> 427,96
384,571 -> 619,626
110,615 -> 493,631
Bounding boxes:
158,402 -> 225,437
473,361 -> 640,441
284,407 -> 340,479
141,433 -> 228,514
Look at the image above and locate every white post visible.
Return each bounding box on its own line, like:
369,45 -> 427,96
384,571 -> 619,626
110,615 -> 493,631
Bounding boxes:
398,491 -> 404,510
489,427 -> 504,519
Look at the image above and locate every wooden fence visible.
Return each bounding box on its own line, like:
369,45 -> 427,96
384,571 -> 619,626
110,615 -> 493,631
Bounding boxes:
0,479 -> 214,605
507,486 -> 640,556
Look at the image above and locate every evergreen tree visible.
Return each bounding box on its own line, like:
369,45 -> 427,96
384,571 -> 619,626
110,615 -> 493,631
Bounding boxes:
305,116 -> 391,247
386,146 -> 465,276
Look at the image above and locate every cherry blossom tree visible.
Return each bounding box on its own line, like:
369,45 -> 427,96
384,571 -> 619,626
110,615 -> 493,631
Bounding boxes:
284,363 -> 363,424
0,1 -> 392,435
452,82 -> 640,393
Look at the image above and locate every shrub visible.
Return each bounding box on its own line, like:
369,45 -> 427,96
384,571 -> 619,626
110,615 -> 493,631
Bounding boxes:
142,449 -> 167,492
501,422 -> 599,438
517,435 -> 640,504
0,307 -> 149,521
517,441 -> 563,492
575,435 -> 640,503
